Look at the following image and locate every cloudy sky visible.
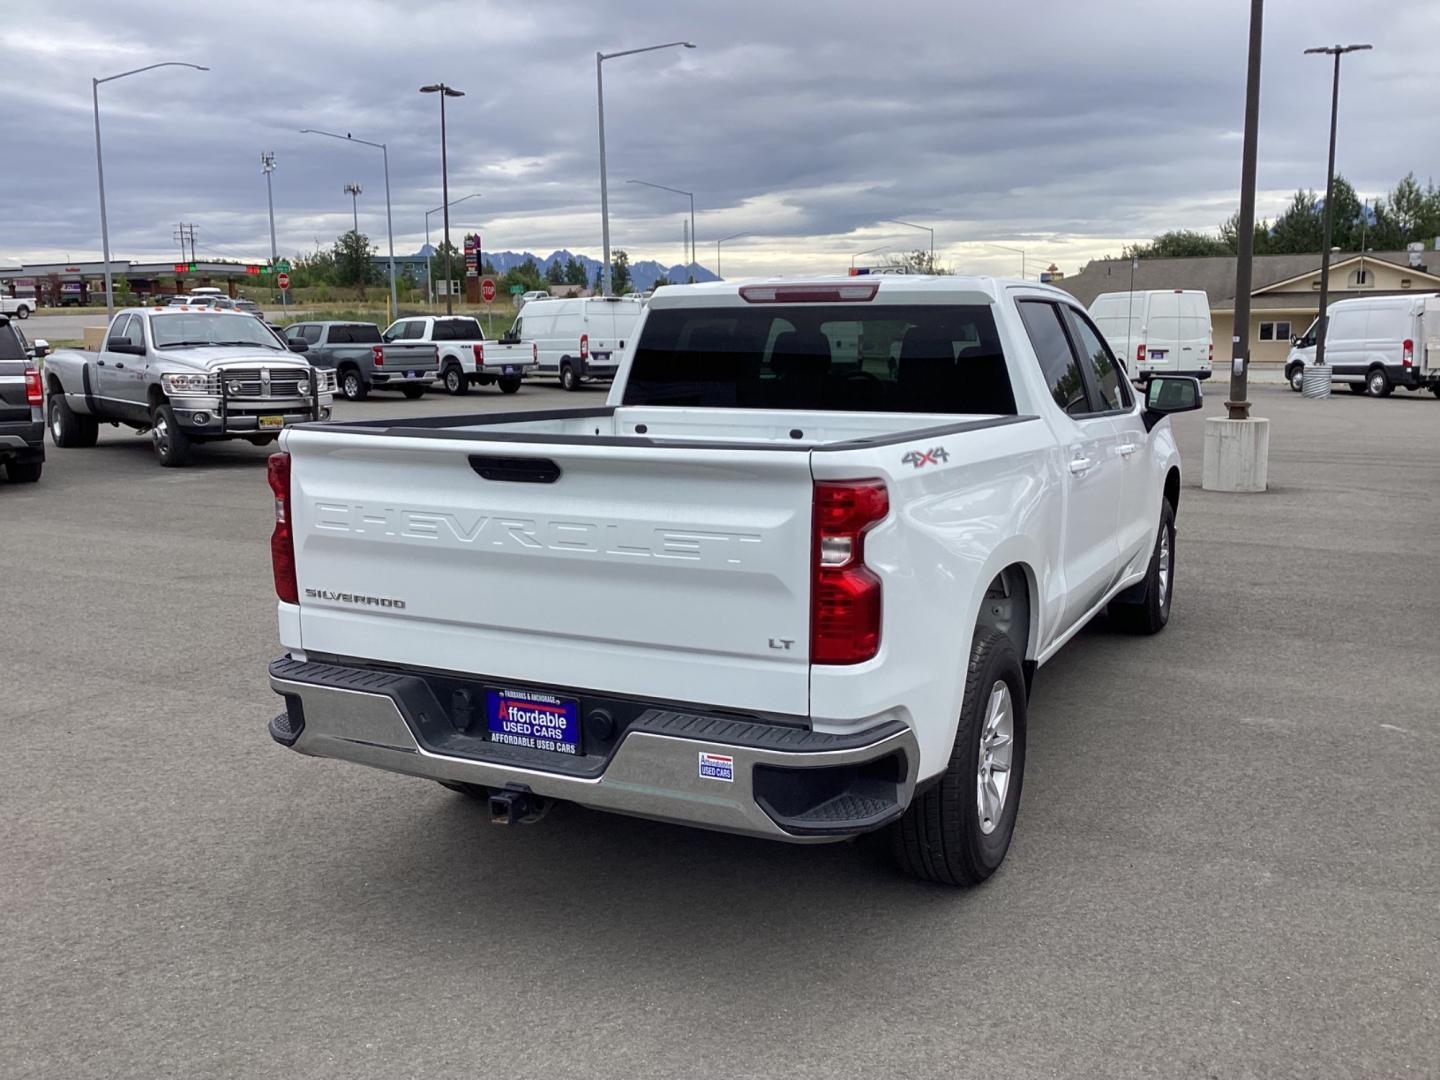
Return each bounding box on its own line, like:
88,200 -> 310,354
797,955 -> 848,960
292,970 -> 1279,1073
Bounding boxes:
3,0 -> 1436,278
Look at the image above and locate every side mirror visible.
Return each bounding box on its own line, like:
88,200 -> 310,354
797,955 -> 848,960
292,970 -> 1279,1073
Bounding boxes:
1144,375 -> 1203,429
1290,336 -> 1298,346
288,339 -> 309,353
33,338 -> 49,359
105,340 -> 146,356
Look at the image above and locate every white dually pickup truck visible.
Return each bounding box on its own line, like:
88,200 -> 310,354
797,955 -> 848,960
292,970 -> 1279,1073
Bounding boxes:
266,275 -> 1201,885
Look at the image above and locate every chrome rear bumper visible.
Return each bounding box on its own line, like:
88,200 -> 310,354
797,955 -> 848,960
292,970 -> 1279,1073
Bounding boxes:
269,658 -> 918,842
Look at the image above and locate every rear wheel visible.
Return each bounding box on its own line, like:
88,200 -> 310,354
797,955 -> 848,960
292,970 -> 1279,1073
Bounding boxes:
498,376 -> 522,394
339,368 -> 368,402
1366,368 -> 1392,397
442,364 -> 469,395
401,385 -> 427,400
892,628 -> 1027,886
560,360 -> 579,391
150,401 -> 192,467
4,460 -> 42,482
48,392 -> 99,448
1108,499 -> 1175,635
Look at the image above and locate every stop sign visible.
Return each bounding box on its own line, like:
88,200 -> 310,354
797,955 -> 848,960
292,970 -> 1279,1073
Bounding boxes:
277,272 -> 290,290
481,277 -> 496,303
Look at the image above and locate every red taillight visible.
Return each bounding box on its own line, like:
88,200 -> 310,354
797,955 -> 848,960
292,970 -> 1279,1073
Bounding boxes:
1136,343 -> 1146,365
1403,339 -> 1413,368
580,333 -> 589,360
267,452 -> 298,604
740,283 -> 879,303
473,343 -> 485,364
372,345 -> 384,367
24,369 -> 42,406
811,479 -> 888,665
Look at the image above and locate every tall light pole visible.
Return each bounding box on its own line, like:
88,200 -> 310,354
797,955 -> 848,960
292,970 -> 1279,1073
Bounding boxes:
1304,42 -> 1371,376
93,61 -> 208,320
628,178 -> 696,276
261,151 -> 285,309
984,242 -> 1027,279
419,84 -> 465,313
299,128 -> 399,319
882,218 -> 935,270
343,182 -> 363,236
597,41 -> 697,295
851,244 -> 891,271
426,193 -> 482,305
716,232 -> 748,279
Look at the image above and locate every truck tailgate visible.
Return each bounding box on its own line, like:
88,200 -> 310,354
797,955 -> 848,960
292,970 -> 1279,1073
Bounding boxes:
286,429 -> 815,715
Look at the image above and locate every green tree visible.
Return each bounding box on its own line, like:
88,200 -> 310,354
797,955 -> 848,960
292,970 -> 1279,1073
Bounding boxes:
1125,230 -> 1230,259
546,259 -> 565,286
428,241 -> 461,293
1267,189 -> 1324,254
290,243 -> 337,287
331,231 -> 377,294
611,250 -> 632,294
565,256 -> 588,287
1219,211 -> 1272,256
501,256 -> 545,294
882,249 -> 952,274
652,275 -> 670,289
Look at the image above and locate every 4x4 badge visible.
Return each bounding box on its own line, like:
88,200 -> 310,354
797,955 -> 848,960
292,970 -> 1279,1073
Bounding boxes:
902,446 -> 950,469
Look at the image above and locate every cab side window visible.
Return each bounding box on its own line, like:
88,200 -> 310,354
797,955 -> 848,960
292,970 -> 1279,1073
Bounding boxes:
301,324 -> 323,345
1017,301 -> 1089,416
1062,306 -> 1131,411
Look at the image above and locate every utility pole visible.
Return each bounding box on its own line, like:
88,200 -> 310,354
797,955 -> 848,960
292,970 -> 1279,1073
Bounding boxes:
1304,42 -> 1372,376
1226,0 -> 1266,420
262,151 -> 284,308
344,182 -> 362,237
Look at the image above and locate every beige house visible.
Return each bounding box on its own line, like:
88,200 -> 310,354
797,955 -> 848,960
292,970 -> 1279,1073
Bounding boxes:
1057,250 -> 1440,367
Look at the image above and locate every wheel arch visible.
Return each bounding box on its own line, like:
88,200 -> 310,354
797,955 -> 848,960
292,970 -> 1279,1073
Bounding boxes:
1164,466 -> 1180,513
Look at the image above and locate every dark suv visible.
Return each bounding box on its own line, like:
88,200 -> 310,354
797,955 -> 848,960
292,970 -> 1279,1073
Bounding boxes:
0,316 -> 45,483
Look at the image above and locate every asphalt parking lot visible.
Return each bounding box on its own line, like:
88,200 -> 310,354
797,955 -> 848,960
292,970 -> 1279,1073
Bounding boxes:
2,381 -> 1437,1079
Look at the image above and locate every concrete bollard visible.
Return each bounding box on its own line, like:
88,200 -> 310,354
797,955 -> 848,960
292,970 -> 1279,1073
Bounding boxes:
1202,416 -> 1270,493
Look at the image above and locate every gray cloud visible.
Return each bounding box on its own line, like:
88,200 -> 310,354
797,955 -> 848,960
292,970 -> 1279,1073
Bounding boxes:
3,0 -> 1435,277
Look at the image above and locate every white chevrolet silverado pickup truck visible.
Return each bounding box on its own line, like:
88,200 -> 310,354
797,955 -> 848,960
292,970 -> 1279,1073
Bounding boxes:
265,276 -> 1201,885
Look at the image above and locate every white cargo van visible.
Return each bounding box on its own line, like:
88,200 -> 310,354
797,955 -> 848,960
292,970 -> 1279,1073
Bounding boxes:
1090,290 -> 1212,381
1283,293 -> 1440,397
510,296 -> 645,390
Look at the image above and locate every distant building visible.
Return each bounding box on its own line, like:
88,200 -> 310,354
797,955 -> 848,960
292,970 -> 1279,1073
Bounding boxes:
1057,249 -> 1440,366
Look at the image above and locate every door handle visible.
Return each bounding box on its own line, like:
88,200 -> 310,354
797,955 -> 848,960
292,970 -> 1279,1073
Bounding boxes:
114,363 -> 125,370
1117,443 -> 1137,456
1069,456 -> 1094,475
97,360 -> 106,366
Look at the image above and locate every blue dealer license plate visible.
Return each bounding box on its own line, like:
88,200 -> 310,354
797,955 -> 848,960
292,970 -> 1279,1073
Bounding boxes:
486,688 -> 580,755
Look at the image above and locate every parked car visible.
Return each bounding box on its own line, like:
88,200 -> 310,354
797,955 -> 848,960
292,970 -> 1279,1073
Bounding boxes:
284,321 -> 439,401
1090,290 -> 1212,382
264,274 -> 1201,885
0,295 -> 38,319
0,316 -> 44,482
509,295 -> 644,389
43,307 -> 336,467
1283,293 -> 1440,396
234,299 -> 262,315
517,289 -> 551,308
381,315 -> 536,396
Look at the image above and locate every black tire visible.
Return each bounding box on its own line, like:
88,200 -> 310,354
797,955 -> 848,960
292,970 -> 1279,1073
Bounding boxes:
892,628 -> 1027,886
1366,368 -> 1392,397
1108,499 -> 1176,635
16,305 -> 30,320
1347,382 -> 1368,395
48,392 -> 99,448
4,460 -> 42,482
401,385 -> 427,400
442,364 -> 469,395
498,376 -> 522,394
436,781 -> 490,801
1286,365 -> 1304,392
247,434 -> 278,447
560,361 -> 579,391
339,367 -> 368,401
150,401 -> 192,467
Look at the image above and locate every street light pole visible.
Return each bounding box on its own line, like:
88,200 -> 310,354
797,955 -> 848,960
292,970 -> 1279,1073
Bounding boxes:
628,178 -> 697,277
597,42 -> 697,295
1304,42 -> 1371,375
715,232 -> 748,279
420,84 -> 466,313
1227,0 -> 1268,420
882,219 -> 935,270
984,242 -> 1027,279
92,61 -> 208,321
262,151 -> 284,308
851,244 -> 891,271
425,193 -> 482,306
299,128 -> 400,319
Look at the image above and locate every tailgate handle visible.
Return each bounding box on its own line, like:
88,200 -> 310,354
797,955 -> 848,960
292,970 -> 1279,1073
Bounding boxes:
468,454 -> 562,484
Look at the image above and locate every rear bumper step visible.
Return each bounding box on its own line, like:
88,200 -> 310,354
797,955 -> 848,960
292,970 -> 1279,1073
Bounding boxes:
268,656 -> 918,842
